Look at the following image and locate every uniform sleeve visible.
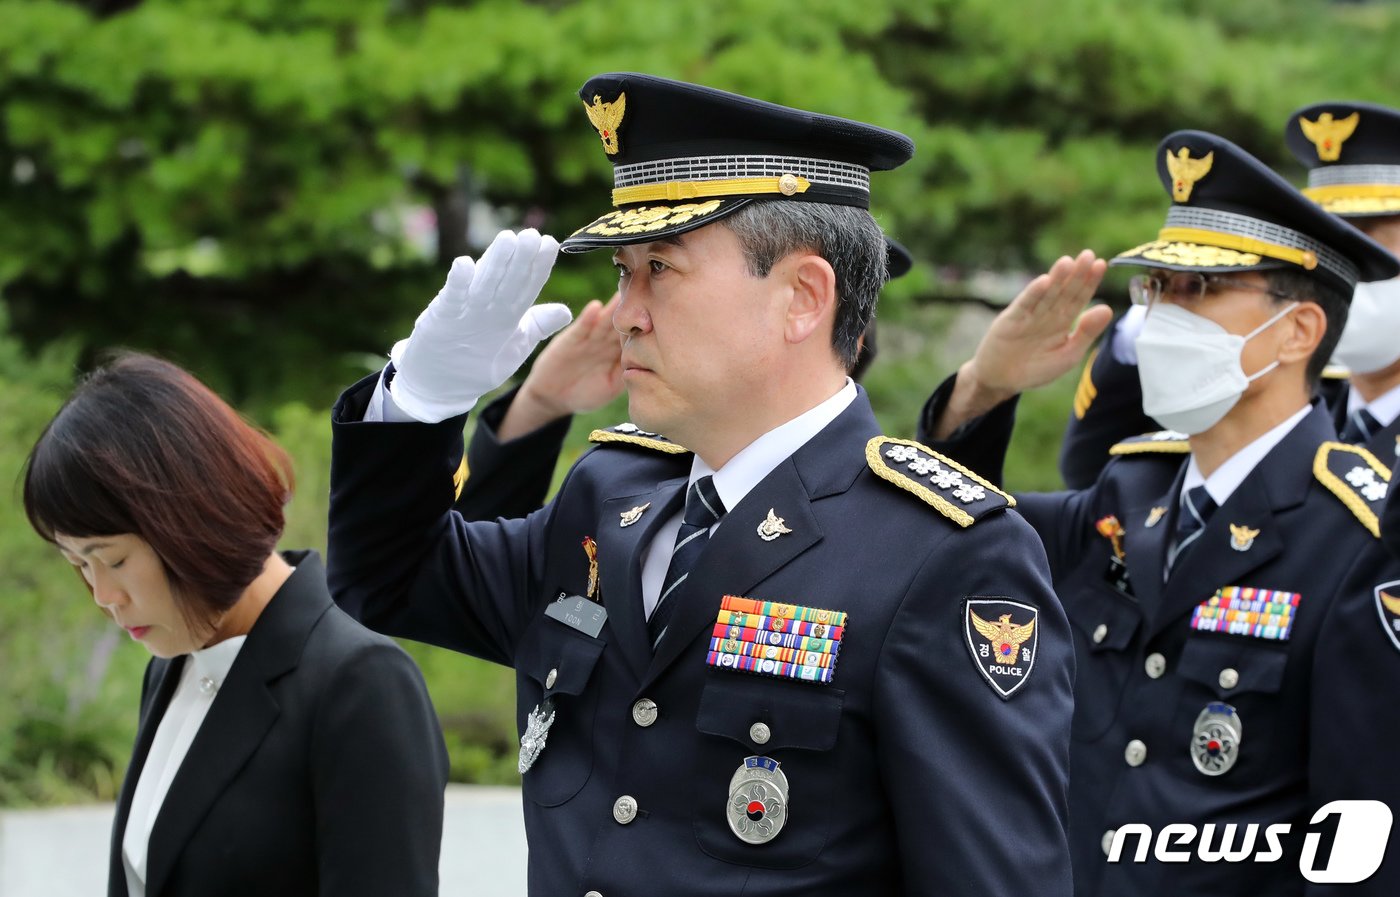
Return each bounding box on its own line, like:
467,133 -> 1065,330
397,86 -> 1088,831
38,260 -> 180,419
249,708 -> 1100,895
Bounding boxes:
311,641 -> 450,897
1306,543 -> 1400,896
327,372 -> 559,666
453,386 -> 572,522
916,372 -> 1020,488
1057,316 -> 1158,490
873,509 -> 1074,897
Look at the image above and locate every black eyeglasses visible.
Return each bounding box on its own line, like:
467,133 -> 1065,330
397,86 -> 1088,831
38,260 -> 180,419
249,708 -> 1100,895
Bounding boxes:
1128,272 -> 1295,306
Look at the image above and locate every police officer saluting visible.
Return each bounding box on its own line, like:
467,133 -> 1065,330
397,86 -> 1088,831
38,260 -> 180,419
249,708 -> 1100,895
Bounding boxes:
327,73 -> 1075,896
919,131 -> 1398,896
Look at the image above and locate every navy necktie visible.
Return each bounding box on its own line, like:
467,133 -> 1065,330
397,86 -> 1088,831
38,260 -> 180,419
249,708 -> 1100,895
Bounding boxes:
1340,408 -> 1379,444
649,475 -> 726,649
1166,484 -> 1215,576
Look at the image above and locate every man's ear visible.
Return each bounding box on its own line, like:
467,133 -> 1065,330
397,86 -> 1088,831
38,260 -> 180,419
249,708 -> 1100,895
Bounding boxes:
1278,300 -> 1326,366
783,253 -> 838,345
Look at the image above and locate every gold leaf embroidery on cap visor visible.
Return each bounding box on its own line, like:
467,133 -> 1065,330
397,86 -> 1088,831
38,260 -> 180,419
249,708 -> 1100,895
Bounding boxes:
573,200 -> 725,237
1115,240 -> 1263,269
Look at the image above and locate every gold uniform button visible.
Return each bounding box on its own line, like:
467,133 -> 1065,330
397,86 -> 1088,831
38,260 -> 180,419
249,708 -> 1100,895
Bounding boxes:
749,722 -> 771,745
613,795 -> 638,825
1218,668 -> 1239,690
1092,624 -> 1109,644
778,173 -> 800,195
632,698 -> 658,727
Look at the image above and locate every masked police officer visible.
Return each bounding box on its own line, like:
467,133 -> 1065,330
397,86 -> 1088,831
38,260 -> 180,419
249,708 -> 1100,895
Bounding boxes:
1059,102 -> 1400,488
327,73 -> 1075,896
918,131 -> 1397,896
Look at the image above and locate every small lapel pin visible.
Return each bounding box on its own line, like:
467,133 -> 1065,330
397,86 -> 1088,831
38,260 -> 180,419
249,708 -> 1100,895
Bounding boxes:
756,508 -> 793,542
1145,506 -> 1167,528
1229,523 -> 1260,552
1095,515 -> 1126,560
620,502 -> 651,527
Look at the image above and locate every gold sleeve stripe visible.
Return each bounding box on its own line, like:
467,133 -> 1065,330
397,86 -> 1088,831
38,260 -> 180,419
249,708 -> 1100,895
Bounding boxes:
452,455 -> 469,501
1074,347 -> 1099,420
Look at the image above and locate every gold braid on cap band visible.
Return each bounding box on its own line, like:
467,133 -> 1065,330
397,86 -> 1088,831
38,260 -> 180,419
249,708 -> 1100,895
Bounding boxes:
1156,227 -> 1318,271
612,175 -> 810,206
1304,184 -> 1400,202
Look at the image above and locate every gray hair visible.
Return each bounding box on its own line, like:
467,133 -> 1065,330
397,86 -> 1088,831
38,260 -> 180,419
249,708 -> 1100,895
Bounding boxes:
719,201 -> 887,370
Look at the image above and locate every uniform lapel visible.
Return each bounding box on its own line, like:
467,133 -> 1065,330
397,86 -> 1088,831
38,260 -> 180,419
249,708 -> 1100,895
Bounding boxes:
1364,415 -> 1400,465
1145,404 -> 1330,641
1120,469 -> 1182,617
109,657 -> 182,897
641,393 -> 878,687
143,553 -> 327,897
595,477 -> 687,681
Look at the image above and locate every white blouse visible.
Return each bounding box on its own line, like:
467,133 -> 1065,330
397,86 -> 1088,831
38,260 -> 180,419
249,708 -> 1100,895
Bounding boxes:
122,635 -> 247,897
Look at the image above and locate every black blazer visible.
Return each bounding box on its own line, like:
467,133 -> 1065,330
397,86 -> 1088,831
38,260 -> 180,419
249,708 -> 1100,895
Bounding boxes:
108,551 -> 448,897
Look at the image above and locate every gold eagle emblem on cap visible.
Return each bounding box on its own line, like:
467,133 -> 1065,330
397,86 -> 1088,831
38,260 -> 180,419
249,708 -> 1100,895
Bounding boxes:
1300,111 -> 1359,162
1165,147 -> 1214,202
584,92 -> 627,155
971,611 -> 1036,665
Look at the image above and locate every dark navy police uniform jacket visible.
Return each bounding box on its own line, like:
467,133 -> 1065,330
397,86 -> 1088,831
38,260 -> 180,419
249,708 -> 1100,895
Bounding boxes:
329,374 -> 1075,897
921,378 -> 1393,897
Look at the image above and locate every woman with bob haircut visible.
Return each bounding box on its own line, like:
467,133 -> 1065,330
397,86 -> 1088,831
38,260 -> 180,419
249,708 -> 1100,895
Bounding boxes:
22,353 -> 449,897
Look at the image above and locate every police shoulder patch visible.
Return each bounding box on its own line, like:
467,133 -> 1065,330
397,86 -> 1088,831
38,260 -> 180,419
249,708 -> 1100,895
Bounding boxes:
588,422 -> 690,455
865,436 -> 1013,528
1375,580 -> 1400,655
1108,429 -> 1192,456
964,598 -> 1039,699
1314,441 -> 1390,538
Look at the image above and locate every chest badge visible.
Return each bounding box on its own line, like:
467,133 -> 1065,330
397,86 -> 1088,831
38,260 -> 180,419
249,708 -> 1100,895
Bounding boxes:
1228,523 -> 1260,552
1190,702 -> 1242,776
964,599 -> 1039,700
756,508 -> 793,542
619,502 -> 651,527
726,756 -> 789,845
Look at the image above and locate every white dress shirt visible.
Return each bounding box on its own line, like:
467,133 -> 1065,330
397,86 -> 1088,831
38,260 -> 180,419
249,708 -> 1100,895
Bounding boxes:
122,635 -> 247,897
1181,405 -> 1312,507
639,379 -> 857,618
1346,380 -> 1400,430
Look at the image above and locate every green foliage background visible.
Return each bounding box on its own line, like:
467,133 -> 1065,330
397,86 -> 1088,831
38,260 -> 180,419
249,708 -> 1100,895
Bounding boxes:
1,0 -> 1396,804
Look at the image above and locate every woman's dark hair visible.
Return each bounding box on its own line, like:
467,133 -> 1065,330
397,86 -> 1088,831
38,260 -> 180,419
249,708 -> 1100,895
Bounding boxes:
23,353 -> 294,625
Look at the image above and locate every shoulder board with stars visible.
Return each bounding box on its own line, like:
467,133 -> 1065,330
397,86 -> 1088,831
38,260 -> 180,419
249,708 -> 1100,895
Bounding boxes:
1314,441 -> 1390,538
588,422 -> 691,455
866,436 -> 1014,528
1108,429 -> 1192,456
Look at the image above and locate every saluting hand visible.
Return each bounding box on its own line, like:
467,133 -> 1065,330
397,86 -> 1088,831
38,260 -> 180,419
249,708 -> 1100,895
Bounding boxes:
932,250 -> 1111,438
390,229 -> 572,423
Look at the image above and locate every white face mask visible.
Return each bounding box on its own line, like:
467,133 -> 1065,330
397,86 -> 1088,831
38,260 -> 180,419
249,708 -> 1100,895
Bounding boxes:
1330,278 -> 1400,374
1135,300 -> 1299,435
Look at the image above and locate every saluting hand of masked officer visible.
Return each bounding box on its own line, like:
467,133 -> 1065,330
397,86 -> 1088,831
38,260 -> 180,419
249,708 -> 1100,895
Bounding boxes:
387,229 -> 572,423
929,250 -> 1111,439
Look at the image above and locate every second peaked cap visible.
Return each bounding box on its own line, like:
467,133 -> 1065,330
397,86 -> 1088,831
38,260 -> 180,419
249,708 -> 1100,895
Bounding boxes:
1113,130 -> 1398,295
561,72 -> 913,252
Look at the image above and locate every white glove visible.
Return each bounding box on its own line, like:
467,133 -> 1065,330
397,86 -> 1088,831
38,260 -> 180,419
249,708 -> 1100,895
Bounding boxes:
388,229 -> 572,423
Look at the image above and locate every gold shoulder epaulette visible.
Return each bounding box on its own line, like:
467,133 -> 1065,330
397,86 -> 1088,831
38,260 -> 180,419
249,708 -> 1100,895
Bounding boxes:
588,422 -> 690,455
1109,429 -> 1192,456
1073,347 -> 1099,420
452,454 -> 469,501
1320,364 -> 1352,381
1314,441 -> 1390,538
866,436 -> 1014,528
